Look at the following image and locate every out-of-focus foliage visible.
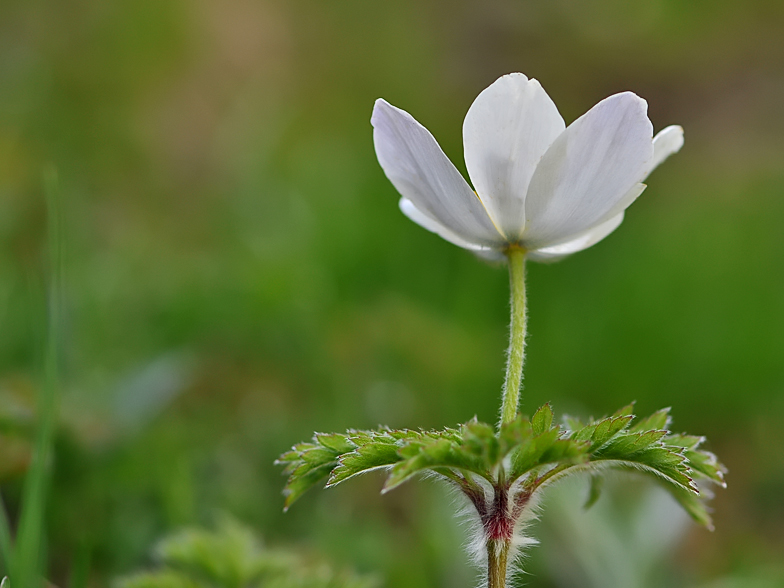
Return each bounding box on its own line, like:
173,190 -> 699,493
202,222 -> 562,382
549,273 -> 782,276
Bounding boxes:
534,479 -> 693,588
115,517 -> 377,588
696,569 -> 784,588
1,0 -> 783,586
0,388 -> 33,480
534,481 -> 784,588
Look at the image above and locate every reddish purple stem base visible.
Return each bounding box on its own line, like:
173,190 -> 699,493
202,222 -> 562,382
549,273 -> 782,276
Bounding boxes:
462,479 -> 532,588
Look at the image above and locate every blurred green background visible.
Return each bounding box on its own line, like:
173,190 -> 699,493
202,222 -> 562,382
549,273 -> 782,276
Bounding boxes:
1,0 -> 783,586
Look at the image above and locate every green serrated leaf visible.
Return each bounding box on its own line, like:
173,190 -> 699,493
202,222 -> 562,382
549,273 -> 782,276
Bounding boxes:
279,430 -> 400,509
275,451 -> 301,467
463,420 -> 501,467
596,430 -> 667,457
436,427 -> 464,443
563,415 -> 585,433
571,422 -> 598,444
300,447 -> 340,465
612,402 -> 636,417
666,483 -> 715,530
384,438 -> 487,491
684,449 -> 727,486
590,415 -> 634,449
630,408 -> 671,433
630,446 -> 694,490
539,438 -> 589,464
588,425 -> 697,494
637,429 -> 670,447
315,433 -> 356,453
278,403 -> 725,535
328,441 -> 402,486
596,445 -> 695,493
509,427 -> 560,479
385,429 -> 425,441
463,420 -> 496,445
283,462 -> 337,510
499,416 -> 533,450
528,403 -> 723,530
665,434 -> 704,450
531,403 -> 554,436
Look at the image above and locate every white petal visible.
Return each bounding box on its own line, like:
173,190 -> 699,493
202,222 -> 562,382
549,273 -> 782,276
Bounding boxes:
522,92 -> 653,249
550,126 -> 674,249
603,182 -> 647,221
650,125 -> 684,173
528,184 -> 648,261
372,99 -> 504,247
463,73 -> 565,240
527,212 -> 626,263
473,249 -> 506,262
399,198 -> 492,252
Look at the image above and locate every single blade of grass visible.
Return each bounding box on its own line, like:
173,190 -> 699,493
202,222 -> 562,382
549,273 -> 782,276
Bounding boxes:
69,541 -> 90,588
0,494 -> 12,576
12,167 -> 63,588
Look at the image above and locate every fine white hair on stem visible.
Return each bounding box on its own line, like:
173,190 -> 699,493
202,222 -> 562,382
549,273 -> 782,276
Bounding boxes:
506,491 -> 544,587
435,472 -> 547,587
418,455 -> 702,588
438,474 -> 494,570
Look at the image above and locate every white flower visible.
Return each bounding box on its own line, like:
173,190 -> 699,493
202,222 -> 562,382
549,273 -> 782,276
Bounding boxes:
371,73 -> 683,261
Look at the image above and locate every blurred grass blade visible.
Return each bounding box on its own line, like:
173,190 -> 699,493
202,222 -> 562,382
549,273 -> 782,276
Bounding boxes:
0,495 -> 12,576
13,168 -> 63,588
69,541 -> 90,588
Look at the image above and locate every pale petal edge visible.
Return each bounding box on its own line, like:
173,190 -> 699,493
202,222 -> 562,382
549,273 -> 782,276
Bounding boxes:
399,198 -> 497,253
522,91 -> 653,249
462,73 -> 565,240
372,99 -> 505,247
650,125 -> 684,172
526,212 -> 626,263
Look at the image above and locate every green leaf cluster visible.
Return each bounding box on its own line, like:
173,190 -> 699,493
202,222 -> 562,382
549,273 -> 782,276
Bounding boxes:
114,517 -> 377,588
278,403 -> 725,529
278,406 -> 588,508
560,404 -> 727,529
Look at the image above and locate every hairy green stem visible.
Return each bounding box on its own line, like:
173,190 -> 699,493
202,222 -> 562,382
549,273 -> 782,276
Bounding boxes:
487,538 -> 510,588
500,248 -> 526,425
